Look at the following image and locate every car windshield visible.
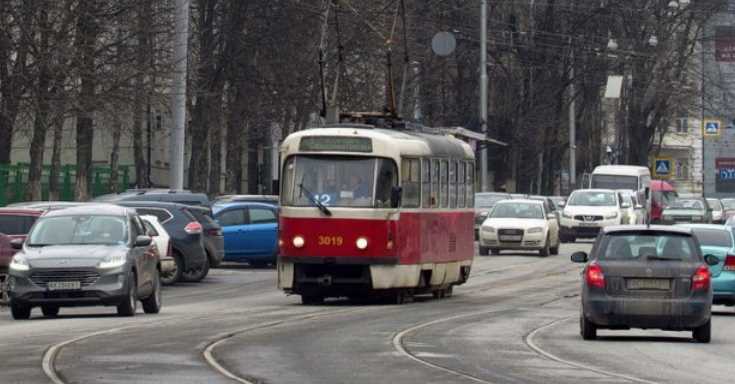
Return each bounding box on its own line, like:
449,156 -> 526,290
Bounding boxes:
591,174 -> 638,190
489,203 -> 544,219
723,199 -> 735,210
600,232 -> 698,261
28,215 -> 128,246
691,228 -> 733,248
567,191 -> 616,207
707,199 -> 723,210
669,199 -> 704,210
475,194 -> 509,208
282,155 -> 397,208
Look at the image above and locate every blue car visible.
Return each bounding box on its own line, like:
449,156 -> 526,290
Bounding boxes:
678,224 -> 735,307
212,202 -> 279,266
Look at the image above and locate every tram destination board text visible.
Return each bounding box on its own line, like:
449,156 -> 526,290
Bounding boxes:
299,136 -> 373,153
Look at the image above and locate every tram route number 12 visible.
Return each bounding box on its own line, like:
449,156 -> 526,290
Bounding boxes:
318,236 -> 344,246
313,194 -> 332,206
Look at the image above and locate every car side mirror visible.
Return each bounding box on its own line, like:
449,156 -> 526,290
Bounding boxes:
135,235 -> 152,247
147,230 -> 157,237
705,255 -> 719,266
390,186 -> 402,208
571,252 -> 589,263
10,238 -> 24,250
557,201 -> 566,208
621,203 -> 631,209
644,187 -> 650,200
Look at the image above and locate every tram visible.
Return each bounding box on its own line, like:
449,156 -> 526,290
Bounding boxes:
277,123 -> 476,304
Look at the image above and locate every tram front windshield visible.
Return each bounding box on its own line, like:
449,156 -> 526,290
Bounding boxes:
282,155 -> 398,208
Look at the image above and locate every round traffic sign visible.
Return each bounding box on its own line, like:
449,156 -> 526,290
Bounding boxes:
431,32 -> 457,57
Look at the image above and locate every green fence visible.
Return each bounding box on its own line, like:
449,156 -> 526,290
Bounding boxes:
0,164 -> 131,206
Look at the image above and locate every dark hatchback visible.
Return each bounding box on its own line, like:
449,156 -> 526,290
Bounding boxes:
572,225 -> 716,343
7,205 -> 162,319
183,205 -> 225,278
95,189 -> 209,206
115,201 -> 208,284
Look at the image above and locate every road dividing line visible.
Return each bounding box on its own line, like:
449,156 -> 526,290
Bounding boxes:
524,317 -> 661,384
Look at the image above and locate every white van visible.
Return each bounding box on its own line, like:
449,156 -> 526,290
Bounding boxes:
590,165 -> 651,196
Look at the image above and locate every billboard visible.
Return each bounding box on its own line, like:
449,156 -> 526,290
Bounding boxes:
716,158 -> 735,193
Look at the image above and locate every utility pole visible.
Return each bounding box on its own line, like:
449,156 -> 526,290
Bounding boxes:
170,0 -> 189,190
569,44 -> 577,191
480,0 -> 489,192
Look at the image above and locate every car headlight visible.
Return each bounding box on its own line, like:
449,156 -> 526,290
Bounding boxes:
9,256 -> 30,271
97,254 -> 127,269
526,227 -> 543,234
481,226 -> 495,233
562,211 -> 572,219
605,212 -> 618,220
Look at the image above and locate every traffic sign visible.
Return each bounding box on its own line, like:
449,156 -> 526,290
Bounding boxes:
703,119 -> 721,137
654,158 -> 672,178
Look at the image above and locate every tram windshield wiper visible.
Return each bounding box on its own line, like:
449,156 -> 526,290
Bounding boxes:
299,182 -> 332,217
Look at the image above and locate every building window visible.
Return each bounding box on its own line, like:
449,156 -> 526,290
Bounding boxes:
675,117 -> 688,133
675,158 -> 689,179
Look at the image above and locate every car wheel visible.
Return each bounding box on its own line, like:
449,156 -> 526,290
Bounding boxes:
117,273 -> 137,317
160,251 -> 183,286
41,306 -> 59,318
479,246 -> 490,256
141,272 -> 162,314
693,319 -> 711,343
301,294 -> 324,305
580,315 -> 597,340
550,238 -> 560,255
490,249 -> 500,255
182,255 -> 210,282
540,238 -> 550,257
10,301 -> 31,320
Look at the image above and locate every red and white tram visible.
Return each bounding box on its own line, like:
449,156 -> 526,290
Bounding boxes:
277,125 -> 476,304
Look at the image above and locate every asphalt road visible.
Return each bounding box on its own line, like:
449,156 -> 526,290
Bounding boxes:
1,243 -> 734,384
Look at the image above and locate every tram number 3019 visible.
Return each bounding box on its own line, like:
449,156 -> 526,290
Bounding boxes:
318,235 -> 344,246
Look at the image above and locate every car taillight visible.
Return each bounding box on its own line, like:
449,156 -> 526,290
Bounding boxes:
724,255 -> 735,271
206,228 -> 223,236
184,222 -> 203,235
585,263 -> 605,289
692,265 -> 711,291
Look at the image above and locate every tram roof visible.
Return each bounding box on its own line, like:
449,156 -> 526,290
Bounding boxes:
281,127 -> 475,160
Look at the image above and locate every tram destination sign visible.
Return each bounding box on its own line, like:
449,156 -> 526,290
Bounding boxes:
299,136 -> 373,153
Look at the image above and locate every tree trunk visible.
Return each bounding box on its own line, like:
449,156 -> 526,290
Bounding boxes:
208,94 -> 223,196
74,2 -> 99,201
27,6 -> 52,201
109,119 -> 122,193
48,112 -> 64,201
246,134 -> 258,194
132,84 -> 147,187
225,83 -> 244,194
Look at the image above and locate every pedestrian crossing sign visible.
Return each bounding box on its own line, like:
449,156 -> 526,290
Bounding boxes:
654,158 -> 672,178
703,119 -> 721,137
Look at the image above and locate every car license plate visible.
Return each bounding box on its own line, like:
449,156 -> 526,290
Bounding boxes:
579,222 -> 598,227
499,235 -> 522,242
626,279 -> 670,290
47,281 -> 81,291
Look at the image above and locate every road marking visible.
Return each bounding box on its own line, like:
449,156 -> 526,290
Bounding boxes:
524,317 -> 661,384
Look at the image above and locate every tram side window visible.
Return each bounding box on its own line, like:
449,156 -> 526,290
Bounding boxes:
281,157 -> 295,205
375,159 -> 398,208
440,160 -> 449,208
466,162 -> 475,206
401,159 -> 420,208
458,162 -> 466,208
432,159 -> 440,208
449,161 -> 457,208
422,159 -> 431,208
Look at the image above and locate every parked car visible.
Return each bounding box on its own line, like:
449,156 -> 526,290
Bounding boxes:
474,192 -> 512,239
677,224 -> 735,309
478,199 -> 560,256
0,208 -> 44,302
139,215 -> 175,276
661,197 -> 712,225
7,204 -> 162,319
115,201 -> 207,284
183,205 -> 225,280
212,202 -> 279,266
707,198 -> 725,224
7,201 -> 85,211
210,194 -> 279,206
571,225 -> 716,342
720,198 -> 735,221
95,189 -> 209,206
559,189 -> 626,242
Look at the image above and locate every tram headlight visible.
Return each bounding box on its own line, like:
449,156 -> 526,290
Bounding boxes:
356,237 -> 369,250
292,236 -> 305,248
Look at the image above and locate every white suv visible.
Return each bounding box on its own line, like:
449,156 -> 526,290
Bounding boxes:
560,189 -> 625,242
